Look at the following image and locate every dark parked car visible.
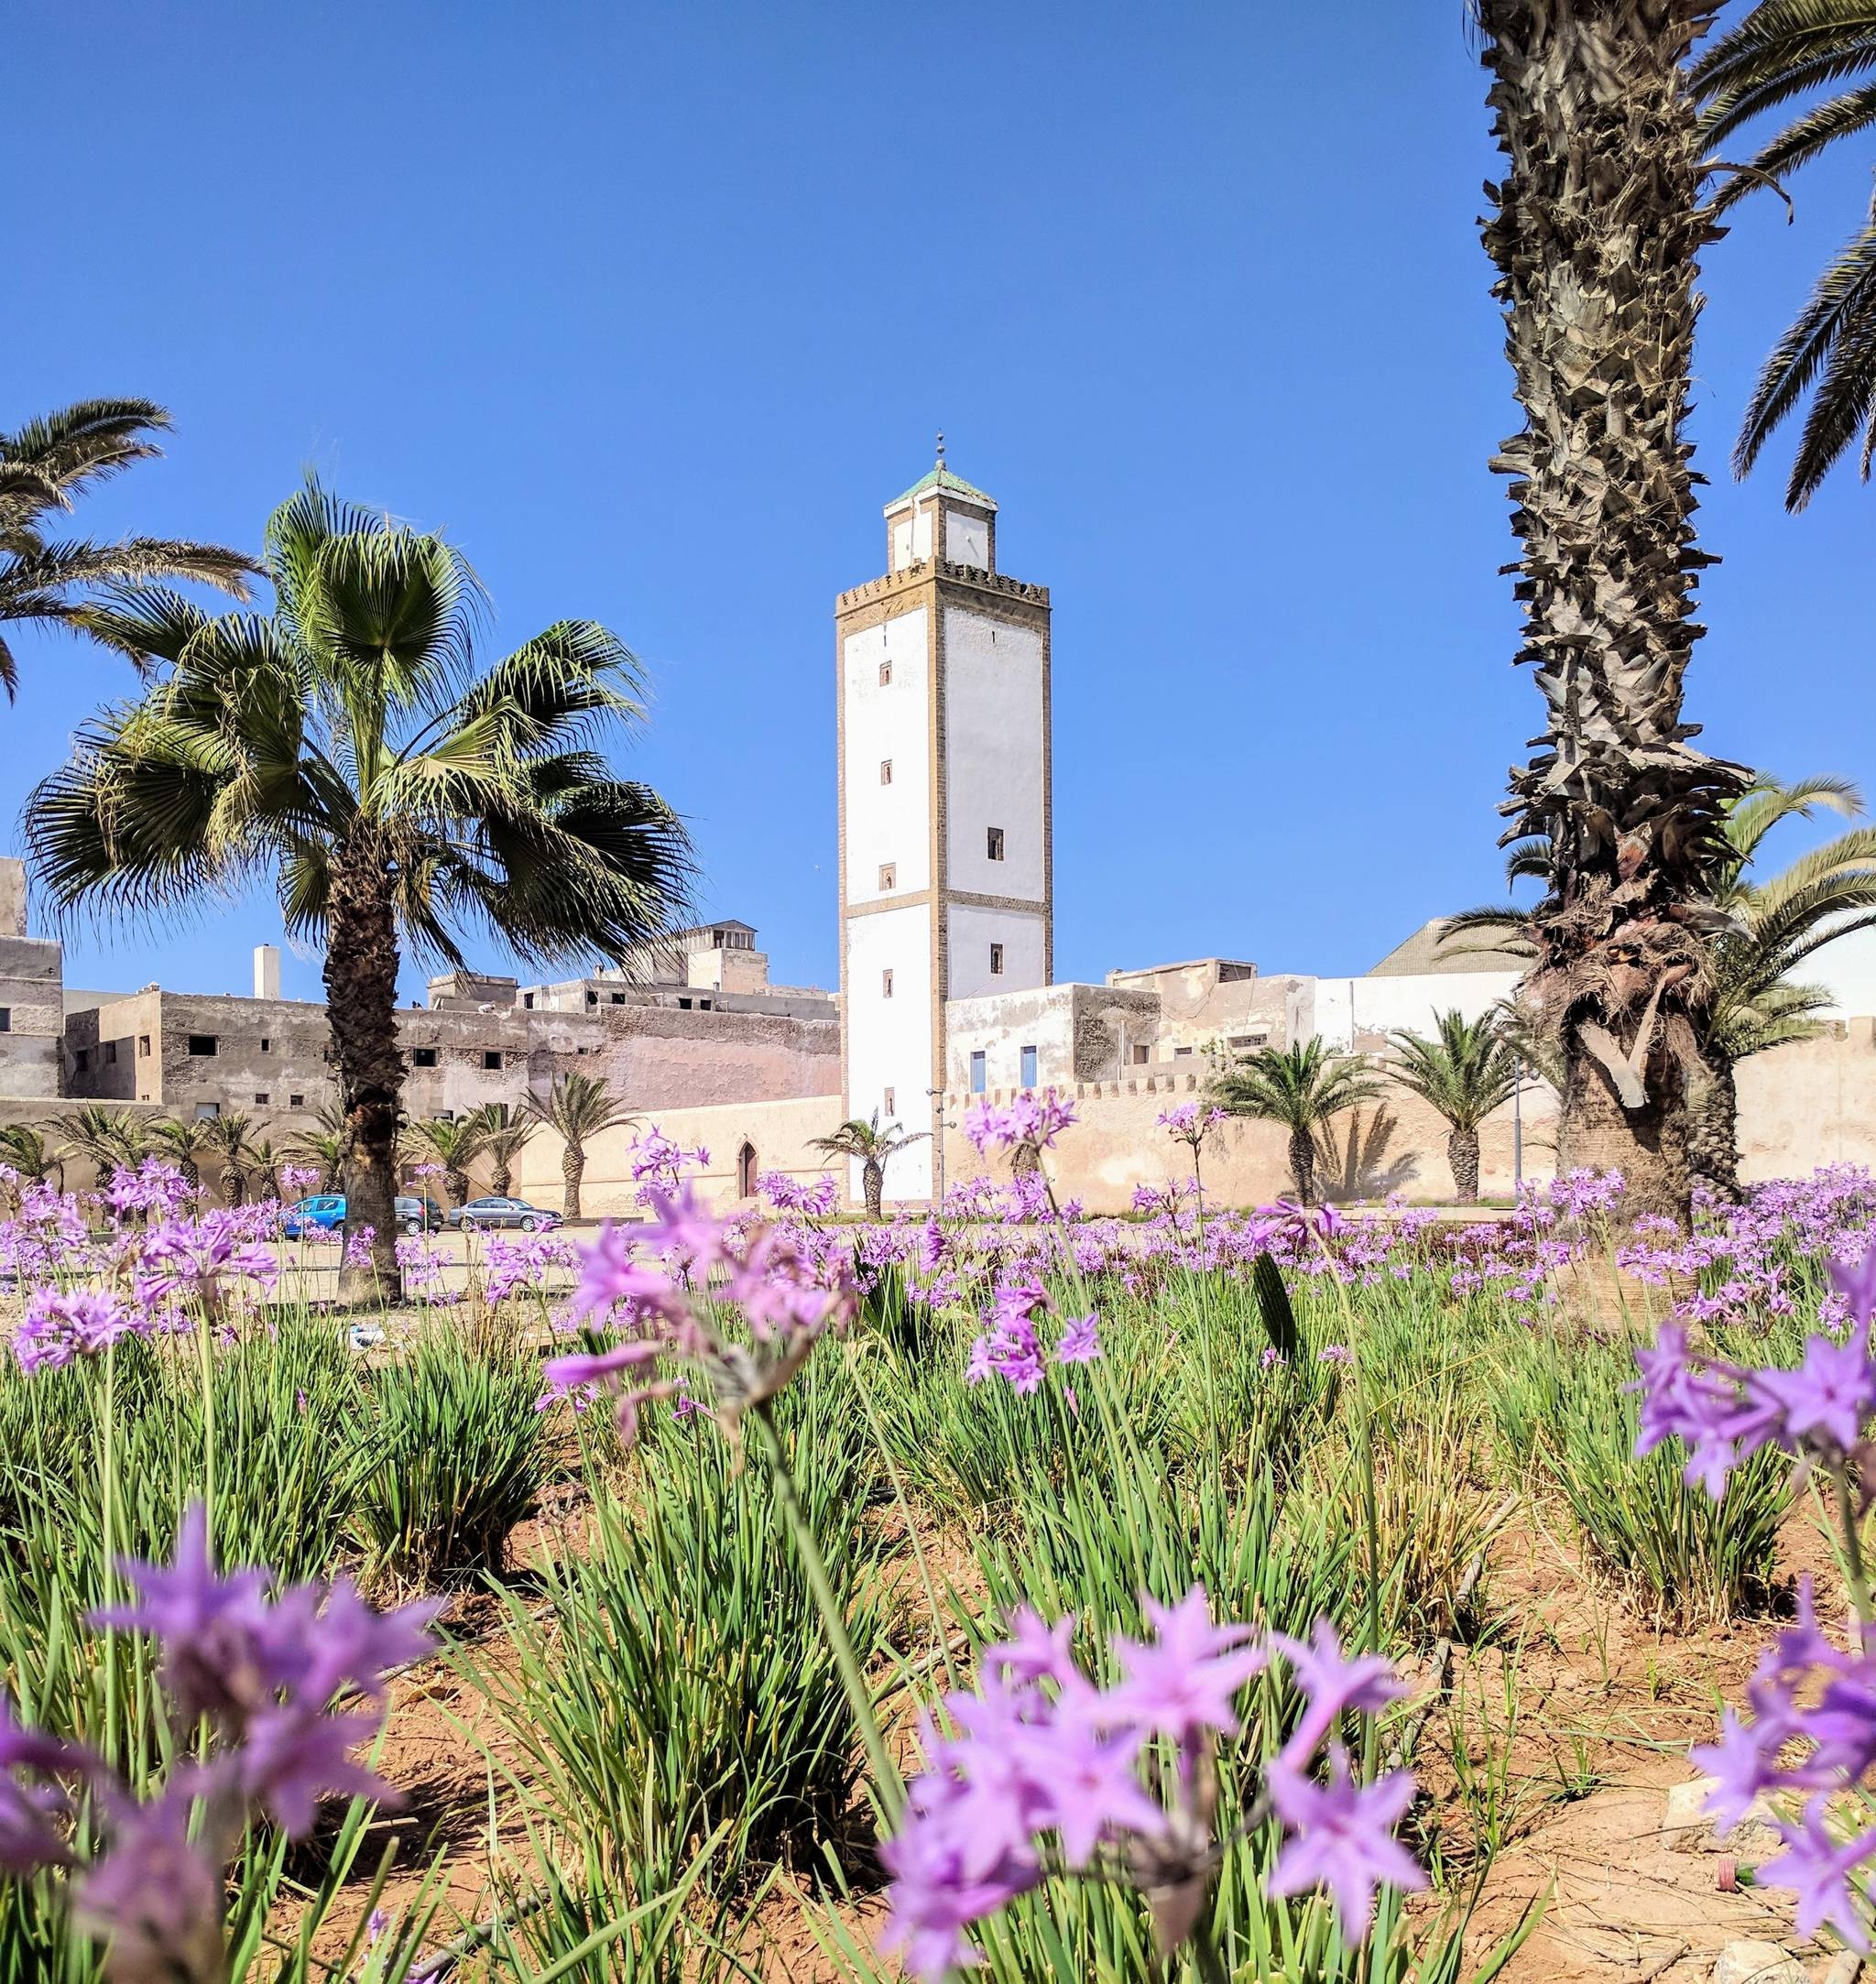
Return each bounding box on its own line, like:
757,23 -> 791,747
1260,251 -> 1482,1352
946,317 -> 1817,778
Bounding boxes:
397,1195 -> 447,1236
282,1194 -> 446,1237
448,1195 -> 561,1233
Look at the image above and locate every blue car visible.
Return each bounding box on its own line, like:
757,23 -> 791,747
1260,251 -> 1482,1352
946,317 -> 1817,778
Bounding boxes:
281,1194 -> 346,1237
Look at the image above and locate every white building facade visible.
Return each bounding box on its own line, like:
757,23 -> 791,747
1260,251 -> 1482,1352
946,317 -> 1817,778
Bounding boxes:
836,453 -> 1052,1201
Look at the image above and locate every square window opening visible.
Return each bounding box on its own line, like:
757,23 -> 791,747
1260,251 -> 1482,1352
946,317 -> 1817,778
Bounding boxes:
259,1037 -> 270,1053
483,1051 -> 502,1070
412,1047 -> 438,1068
187,1034 -> 217,1057
254,1092 -> 269,1105
289,1093 -> 304,1106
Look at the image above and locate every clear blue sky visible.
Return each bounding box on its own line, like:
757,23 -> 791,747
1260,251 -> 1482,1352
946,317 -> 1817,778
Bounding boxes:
6,3 -> 1872,1003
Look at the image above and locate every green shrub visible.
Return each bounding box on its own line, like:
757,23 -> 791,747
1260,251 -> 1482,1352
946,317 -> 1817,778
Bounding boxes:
352,1324 -> 550,1589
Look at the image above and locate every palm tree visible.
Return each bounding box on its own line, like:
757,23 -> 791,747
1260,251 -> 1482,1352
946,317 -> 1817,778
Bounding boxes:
54,1105 -> 152,1186
0,1125 -> 62,1191
201,1110 -> 257,1205
401,1116 -> 489,1210
1447,776 -> 1876,1196
1212,1038 -> 1382,1208
26,480 -> 693,1297
811,1111 -> 928,1220
1692,5 -> 1876,509
469,1102 -> 537,1197
148,1116 -> 214,1191
290,1101 -> 349,1194
246,1138 -> 285,1202
1388,1011 -> 1521,1204
1475,1 -> 1750,1223
528,1071 -> 634,1220
0,398 -> 256,700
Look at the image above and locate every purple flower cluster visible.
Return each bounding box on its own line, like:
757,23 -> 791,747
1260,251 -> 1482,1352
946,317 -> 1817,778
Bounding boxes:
626,1124 -> 710,1203
963,1089 -> 1078,1159
882,1593 -> 1422,1979
540,1183 -> 860,1438
1632,1256 -> 1876,1496
482,1228 -> 576,1304
758,1172 -> 840,1218
965,1281 -> 1099,1393
0,1507 -> 432,1975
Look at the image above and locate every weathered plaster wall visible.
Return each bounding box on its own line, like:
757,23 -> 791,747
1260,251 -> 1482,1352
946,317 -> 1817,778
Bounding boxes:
1737,1019 -> 1876,1180
1306,971 -> 1522,1053
843,607 -> 931,904
844,905 -> 933,1197
0,936 -> 67,1097
516,1093 -> 847,1216
942,607 -> 1045,902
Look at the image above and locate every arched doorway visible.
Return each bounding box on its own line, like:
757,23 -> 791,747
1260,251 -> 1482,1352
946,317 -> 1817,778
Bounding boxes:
737,1140 -> 758,1199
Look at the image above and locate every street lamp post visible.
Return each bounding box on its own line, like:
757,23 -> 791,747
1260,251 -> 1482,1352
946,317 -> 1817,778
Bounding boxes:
926,1085 -> 946,1207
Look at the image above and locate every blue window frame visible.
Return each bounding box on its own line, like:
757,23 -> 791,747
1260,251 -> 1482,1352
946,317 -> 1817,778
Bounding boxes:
969,1051 -> 987,1094
1020,1044 -> 1038,1089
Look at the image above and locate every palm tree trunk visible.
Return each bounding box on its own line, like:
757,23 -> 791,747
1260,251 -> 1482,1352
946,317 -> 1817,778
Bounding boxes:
1478,0 -> 1745,1228
445,1165 -> 470,1208
1447,1126 -> 1481,1204
224,1165 -> 247,1208
863,1157 -> 884,1221
1288,1126 -> 1316,1206
1685,1045 -> 1740,1205
562,1140 -> 584,1220
325,837 -> 403,1301
491,1155 -> 512,1197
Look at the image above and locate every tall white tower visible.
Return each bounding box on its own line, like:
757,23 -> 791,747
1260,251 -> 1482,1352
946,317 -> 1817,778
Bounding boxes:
835,443 -> 1053,1202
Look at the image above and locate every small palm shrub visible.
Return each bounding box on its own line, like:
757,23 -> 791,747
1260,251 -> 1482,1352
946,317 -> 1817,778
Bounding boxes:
353,1326 -> 550,1588
1493,1332 -> 1788,1624
466,1358 -> 888,1903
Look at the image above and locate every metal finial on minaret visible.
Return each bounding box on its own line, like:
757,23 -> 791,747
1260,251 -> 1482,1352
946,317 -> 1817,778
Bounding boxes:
934,430 -> 945,470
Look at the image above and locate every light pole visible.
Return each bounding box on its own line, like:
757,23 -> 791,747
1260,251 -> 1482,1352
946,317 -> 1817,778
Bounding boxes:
1512,1056 -> 1524,1194
926,1085 -> 947,1207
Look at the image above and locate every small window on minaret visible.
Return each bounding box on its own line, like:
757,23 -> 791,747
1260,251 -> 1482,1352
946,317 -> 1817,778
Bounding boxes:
989,943 -> 1005,976
878,660 -> 892,687
882,969 -> 894,999
883,1086 -> 896,1116
878,863 -> 896,891
987,827 -> 1005,862
879,759 -> 893,786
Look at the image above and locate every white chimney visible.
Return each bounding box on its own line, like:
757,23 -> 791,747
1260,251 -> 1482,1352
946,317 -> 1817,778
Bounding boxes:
254,943 -> 280,1001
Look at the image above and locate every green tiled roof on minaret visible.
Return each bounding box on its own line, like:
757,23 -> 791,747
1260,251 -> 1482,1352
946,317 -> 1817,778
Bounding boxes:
889,431 -> 996,508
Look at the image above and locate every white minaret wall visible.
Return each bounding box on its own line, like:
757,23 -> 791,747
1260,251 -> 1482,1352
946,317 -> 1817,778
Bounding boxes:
837,458 -> 1051,1205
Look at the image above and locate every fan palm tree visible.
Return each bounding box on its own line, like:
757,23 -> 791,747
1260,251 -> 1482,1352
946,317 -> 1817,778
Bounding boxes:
201,1110 -> 257,1205
1212,1038 -> 1382,1207
1692,4 -> 1876,509
148,1115 -> 214,1191
810,1110 -> 928,1220
528,1071 -> 634,1220
469,1102 -> 538,1197
54,1105 -> 152,1186
1445,776 -> 1876,1195
25,479 -> 693,1297
0,398 -> 256,699
1388,1011 -> 1521,1204
1475,0 -> 1750,1223
0,1124 -> 62,1191
401,1115 -> 489,1210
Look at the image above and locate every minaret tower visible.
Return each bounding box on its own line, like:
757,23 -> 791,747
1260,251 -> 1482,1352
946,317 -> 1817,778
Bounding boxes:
834,441 -> 1053,1203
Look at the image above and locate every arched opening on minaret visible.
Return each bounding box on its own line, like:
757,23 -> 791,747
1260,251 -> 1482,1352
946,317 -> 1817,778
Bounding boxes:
736,1140 -> 758,1199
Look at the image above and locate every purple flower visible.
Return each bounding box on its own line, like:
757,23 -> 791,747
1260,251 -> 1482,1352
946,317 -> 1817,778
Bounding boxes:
72,1776 -> 230,1984
1758,1801 -> 1876,1949
1265,1748 -> 1426,1942
1106,1588 -> 1267,1746
0,1695 -> 87,1874
1833,1252 -> 1876,1334
1271,1619 -> 1407,1769
1053,1314 -> 1100,1365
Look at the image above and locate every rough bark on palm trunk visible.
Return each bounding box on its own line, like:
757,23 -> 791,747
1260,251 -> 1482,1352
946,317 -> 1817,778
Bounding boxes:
862,1157 -> 884,1221
1479,0 -> 1748,1227
1448,1127 -> 1482,1204
224,1166 -> 247,1208
445,1165 -> 470,1209
325,839 -> 404,1300
562,1143 -> 584,1220
1288,1127 -> 1316,1206
491,1157 -> 512,1197
1684,1045 -> 1740,1205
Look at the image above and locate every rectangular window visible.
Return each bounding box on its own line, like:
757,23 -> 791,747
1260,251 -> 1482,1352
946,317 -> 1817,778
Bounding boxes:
883,1086 -> 896,1116
104,1041 -> 117,1064
523,993 -> 535,1009
289,1093 -> 304,1106
881,969 -> 894,999
586,989 -> 598,1006
74,1048 -> 89,1073
187,1034 -> 216,1057
259,1037 -> 271,1053
412,1047 -> 438,1068
254,1092 -> 269,1105
989,943 -> 1005,976
0,1008 -> 10,1034
1020,1044 -> 1038,1089
698,998 -> 713,1010
1132,1044 -> 1150,1065
195,1103 -> 220,1121
483,1051 -> 502,1070
969,1051 -> 987,1094
138,1034 -> 151,1056
678,997 -> 693,1009
611,992 -> 626,1004
987,827 -> 1005,861
878,862 -> 896,891
1174,1046 -> 1194,1059
878,660 -> 892,686
879,759 -> 892,785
